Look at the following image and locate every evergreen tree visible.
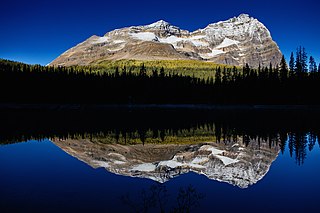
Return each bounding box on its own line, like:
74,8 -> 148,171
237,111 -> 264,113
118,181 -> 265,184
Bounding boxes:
309,56 -> 317,73
139,63 -> 147,77
160,67 -> 165,78
294,46 -> 308,73
295,47 -> 302,73
269,62 -> 273,78
222,67 -> 227,84
122,66 -> 127,77
243,63 -> 250,77
279,55 -> 288,81
301,47 -> 308,72
152,69 -> 158,77
215,67 -> 221,85
115,67 -> 120,77
232,66 -> 238,82
289,52 -> 295,72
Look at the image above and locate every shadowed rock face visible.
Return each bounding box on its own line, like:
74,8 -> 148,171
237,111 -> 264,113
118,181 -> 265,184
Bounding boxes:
52,138 -> 280,188
49,14 -> 282,68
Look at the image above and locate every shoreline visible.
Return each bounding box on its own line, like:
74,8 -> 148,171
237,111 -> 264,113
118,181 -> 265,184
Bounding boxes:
1,103 -> 320,111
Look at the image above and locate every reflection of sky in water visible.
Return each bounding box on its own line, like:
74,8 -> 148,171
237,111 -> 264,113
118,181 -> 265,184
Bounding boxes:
1,138 -> 320,213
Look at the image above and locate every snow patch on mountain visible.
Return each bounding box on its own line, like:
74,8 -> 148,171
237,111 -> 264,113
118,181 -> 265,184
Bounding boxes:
202,50 -> 225,58
147,20 -> 171,28
159,35 -> 207,47
92,160 -> 110,168
216,38 -> 240,49
203,146 -> 224,154
130,32 -> 158,41
132,163 -> 156,172
92,36 -> 109,44
191,156 -> 209,164
215,155 -> 240,165
112,40 -> 125,44
158,160 -> 183,168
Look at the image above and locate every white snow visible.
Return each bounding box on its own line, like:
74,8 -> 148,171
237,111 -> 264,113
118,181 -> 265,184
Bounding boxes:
131,163 -> 156,172
215,155 -> 239,166
199,145 -> 239,166
147,20 -> 170,28
191,156 -> 209,164
189,163 -> 205,169
92,36 -> 109,44
92,159 -> 126,167
130,32 -> 157,41
112,40 -> 125,44
216,38 -> 239,49
92,160 -> 110,168
191,39 -> 207,47
159,160 -> 183,168
113,160 -> 126,165
205,49 -> 225,58
159,36 -> 181,44
159,159 -> 205,169
159,35 -> 207,47
200,145 -> 225,155
202,14 -> 270,43
191,35 -> 206,40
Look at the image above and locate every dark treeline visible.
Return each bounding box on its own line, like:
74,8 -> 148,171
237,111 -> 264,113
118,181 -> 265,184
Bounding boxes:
1,109 -> 320,165
0,47 -> 320,104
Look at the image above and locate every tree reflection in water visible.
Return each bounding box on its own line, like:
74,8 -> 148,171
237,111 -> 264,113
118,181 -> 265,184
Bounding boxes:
121,183 -> 204,213
1,108 -> 320,166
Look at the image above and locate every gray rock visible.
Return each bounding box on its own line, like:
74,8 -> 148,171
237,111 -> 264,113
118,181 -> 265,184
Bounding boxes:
49,14 -> 282,68
52,137 -> 280,188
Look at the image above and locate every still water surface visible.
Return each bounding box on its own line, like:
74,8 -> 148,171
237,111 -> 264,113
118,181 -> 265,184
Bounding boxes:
1,109 -> 320,212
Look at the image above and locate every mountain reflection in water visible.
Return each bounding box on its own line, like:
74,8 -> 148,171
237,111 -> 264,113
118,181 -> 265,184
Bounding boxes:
2,108 -> 320,212
2,109 -> 319,162
1,108 -> 319,188
53,137 -> 279,188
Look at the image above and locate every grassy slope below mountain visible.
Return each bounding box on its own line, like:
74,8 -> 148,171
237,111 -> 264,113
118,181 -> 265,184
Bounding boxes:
89,59 -> 238,79
1,58 -> 237,79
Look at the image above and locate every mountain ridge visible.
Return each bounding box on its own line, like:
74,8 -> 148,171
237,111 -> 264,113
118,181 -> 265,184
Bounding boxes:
49,14 -> 282,68
52,138 -> 280,188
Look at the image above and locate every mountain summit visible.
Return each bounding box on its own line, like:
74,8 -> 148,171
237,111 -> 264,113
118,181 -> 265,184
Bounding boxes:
53,138 -> 280,189
147,20 -> 172,29
49,14 -> 282,67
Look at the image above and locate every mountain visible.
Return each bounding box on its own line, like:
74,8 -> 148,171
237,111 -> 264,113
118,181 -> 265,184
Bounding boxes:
52,138 -> 280,188
49,14 -> 282,68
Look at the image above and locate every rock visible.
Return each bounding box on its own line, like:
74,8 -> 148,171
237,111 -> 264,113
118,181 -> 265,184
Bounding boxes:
49,14 -> 282,68
52,137 -> 280,188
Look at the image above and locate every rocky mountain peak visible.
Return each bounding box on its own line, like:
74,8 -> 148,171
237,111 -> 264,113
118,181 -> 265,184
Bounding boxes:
237,13 -> 251,21
49,14 -> 282,68
203,13 -> 269,39
147,20 -> 171,29
144,19 -> 182,37
52,139 -> 280,188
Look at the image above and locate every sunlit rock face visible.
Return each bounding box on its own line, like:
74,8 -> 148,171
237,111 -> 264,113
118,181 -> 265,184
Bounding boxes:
49,14 -> 282,68
52,138 -> 280,188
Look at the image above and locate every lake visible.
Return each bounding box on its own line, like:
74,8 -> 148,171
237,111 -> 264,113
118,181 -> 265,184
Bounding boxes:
1,108 -> 320,213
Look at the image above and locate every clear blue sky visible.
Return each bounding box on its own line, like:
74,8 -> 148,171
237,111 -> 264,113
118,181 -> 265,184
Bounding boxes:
1,0 -> 319,65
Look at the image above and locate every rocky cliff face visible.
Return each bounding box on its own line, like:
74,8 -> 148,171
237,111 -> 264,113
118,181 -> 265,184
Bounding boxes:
49,14 -> 282,68
52,138 -> 280,188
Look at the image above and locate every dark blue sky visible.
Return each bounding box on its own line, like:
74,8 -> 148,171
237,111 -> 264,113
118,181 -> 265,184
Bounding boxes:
1,0 -> 319,65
